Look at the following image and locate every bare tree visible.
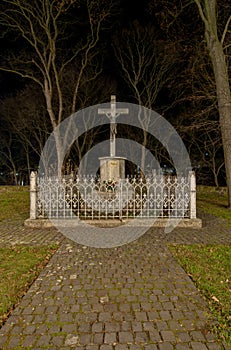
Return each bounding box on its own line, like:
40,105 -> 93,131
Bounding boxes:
0,84 -> 50,178
0,0 -> 115,176
193,0 -> 231,207
113,22 -> 176,169
0,125 -> 22,185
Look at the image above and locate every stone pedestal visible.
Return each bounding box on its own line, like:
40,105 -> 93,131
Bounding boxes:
99,157 -> 126,183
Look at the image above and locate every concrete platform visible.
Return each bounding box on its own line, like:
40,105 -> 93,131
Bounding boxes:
24,217 -> 202,229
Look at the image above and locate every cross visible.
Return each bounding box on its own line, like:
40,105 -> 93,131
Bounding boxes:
98,95 -> 129,157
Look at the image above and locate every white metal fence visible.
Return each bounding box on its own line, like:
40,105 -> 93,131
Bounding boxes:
29,172 -> 197,220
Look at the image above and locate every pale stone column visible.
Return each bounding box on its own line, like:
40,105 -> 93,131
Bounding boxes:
30,171 -> 37,220
189,171 -> 196,219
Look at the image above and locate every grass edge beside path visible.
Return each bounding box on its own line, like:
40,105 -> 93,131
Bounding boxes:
170,186 -> 231,346
197,185 -> 231,223
0,244 -> 59,328
169,244 -> 231,346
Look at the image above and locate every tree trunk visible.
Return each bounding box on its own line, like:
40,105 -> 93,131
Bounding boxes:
195,0 -> 231,208
205,32 -> 231,208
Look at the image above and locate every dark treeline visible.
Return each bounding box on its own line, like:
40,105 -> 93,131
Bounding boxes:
0,0 -> 230,190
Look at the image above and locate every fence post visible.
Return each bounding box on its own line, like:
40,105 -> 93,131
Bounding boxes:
30,171 -> 37,220
189,171 -> 196,219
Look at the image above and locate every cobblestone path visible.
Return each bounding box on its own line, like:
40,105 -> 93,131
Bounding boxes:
0,211 -> 230,350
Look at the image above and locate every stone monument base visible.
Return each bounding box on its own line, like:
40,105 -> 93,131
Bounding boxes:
99,156 -> 126,183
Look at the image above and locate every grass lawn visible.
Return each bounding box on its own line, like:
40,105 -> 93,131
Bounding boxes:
0,186 -> 30,222
169,244 -> 231,345
0,244 -> 58,327
0,186 -> 59,327
197,185 -> 231,223
170,185 -> 231,345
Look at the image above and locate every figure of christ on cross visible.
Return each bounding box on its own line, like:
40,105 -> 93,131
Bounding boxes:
98,95 -> 129,157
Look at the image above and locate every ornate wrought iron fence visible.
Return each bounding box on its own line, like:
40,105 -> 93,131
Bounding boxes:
29,172 -> 196,220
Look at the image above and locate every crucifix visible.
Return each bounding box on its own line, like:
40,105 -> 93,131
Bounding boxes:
98,95 -> 129,157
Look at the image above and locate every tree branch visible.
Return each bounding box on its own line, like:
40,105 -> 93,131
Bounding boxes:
221,15 -> 231,45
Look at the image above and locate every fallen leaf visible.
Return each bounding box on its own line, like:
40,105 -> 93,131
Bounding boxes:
212,296 -> 220,303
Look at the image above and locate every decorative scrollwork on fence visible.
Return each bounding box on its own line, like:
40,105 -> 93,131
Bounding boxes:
36,174 -> 192,220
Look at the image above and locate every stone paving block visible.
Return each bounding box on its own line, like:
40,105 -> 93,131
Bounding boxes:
92,322 -> 104,332
121,321 -> 132,331
148,330 -> 162,342
135,311 -> 148,321
158,343 -> 174,350
141,302 -> 152,311
135,331 -> 149,343
86,346 -> 99,350
206,344 -> 222,350
60,323 -> 75,333
104,332 -> 117,344
127,295 -> 137,302
119,303 -> 131,312
32,314 -> 45,323
100,345 -> 114,350
79,333 -> 92,345
70,304 -> 80,312
99,312 -> 112,322
33,305 -> 46,314
35,324 -> 48,334
21,306 -> 34,315
175,343 -> 191,350
155,321 -> 168,331
22,314 -> 34,324
105,322 -> 120,332
79,323 -> 91,332
86,312 -> 98,322
118,331 -> 134,343
0,335 -> 8,348
93,333 -> 104,344
10,325 -> 23,334
36,334 -> 51,347
191,342 -> 209,350
23,334 -> 38,347
93,303 -> 105,312
144,345 -> 158,350
160,330 -> 176,342
168,320 -> 184,331
152,302 -> 162,310
159,311 -> 172,320
181,320 -> 196,330
105,304 -> 119,312
7,335 -> 22,348
147,311 -> 159,321
63,334 -> 80,347
23,324 -> 36,334
131,303 -> 141,311
143,321 -> 156,331
115,345 -> 130,350
190,330 -> 206,341
123,312 -> 136,322
176,331 -> 191,342
50,334 -> 65,346
132,321 -> 143,332
113,312 -> 124,321
82,304 -> 92,312
59,312 -> 73,322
